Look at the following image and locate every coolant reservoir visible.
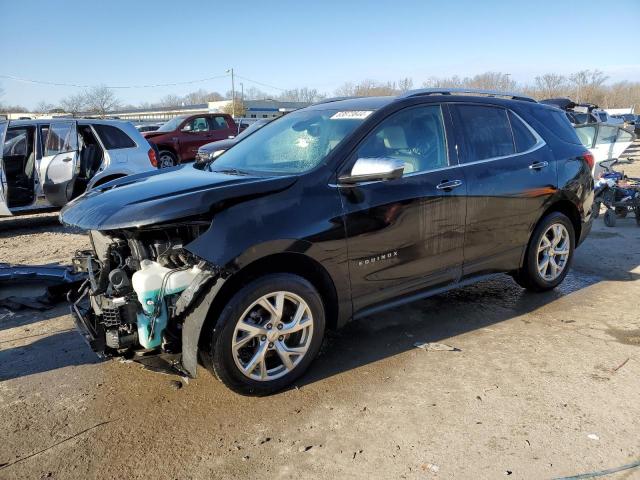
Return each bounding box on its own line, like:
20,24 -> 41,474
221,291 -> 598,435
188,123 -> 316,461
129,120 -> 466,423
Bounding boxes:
132,260 -> 200,349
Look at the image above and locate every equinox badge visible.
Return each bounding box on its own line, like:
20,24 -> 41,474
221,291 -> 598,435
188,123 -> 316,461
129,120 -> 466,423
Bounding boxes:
357,250 -> 398,267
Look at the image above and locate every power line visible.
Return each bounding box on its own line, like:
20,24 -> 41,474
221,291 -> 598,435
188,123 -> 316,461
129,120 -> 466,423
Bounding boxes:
235,74 -> 286,92
0,73 -> 230,89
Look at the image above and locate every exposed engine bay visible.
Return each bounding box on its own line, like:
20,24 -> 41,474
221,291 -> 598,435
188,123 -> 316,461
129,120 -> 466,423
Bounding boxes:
69,222 -> 218,373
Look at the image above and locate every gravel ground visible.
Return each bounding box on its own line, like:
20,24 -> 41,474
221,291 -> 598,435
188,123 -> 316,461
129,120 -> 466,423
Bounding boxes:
0,150 -> 639,479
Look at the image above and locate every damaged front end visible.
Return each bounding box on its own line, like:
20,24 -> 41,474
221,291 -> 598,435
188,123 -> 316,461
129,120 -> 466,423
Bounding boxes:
68,223 -> 220,376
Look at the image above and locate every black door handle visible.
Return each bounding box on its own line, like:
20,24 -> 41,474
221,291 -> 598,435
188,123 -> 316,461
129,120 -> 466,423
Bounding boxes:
436,179 -> 463,191
529,161 -> 549,170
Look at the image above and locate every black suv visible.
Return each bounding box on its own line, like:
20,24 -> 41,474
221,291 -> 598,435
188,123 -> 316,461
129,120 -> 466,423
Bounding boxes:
62,89 -> 595,395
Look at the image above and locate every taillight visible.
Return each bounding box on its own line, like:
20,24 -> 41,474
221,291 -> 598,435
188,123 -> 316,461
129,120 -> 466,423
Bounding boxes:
582,151 -> 594,171
148,148 -> 158,168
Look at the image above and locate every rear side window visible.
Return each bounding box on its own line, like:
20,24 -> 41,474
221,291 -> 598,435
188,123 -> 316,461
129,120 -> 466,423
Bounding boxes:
455,105 -> 514,162
575,125 -> 596,148
210,116 -> 229,130
93,124 -> 136,149
45,122 -> 78,156
532,108 -> 582,144
508,111 -> 537,152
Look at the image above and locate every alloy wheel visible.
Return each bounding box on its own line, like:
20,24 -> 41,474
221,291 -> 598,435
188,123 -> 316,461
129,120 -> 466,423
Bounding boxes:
159,153 -> 175,168
231,291 -> 314,381
537,223 -> 570,281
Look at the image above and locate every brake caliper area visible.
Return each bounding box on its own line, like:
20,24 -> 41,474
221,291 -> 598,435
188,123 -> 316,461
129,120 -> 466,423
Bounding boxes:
69,227 -> 218,362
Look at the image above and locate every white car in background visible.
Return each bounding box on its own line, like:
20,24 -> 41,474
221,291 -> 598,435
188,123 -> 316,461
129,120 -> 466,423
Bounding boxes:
574,122 -> 636,177
0,119 -> 158,216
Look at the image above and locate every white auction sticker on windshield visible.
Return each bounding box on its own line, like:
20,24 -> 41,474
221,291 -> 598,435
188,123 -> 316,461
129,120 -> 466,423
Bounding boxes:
330,111 -> 373,120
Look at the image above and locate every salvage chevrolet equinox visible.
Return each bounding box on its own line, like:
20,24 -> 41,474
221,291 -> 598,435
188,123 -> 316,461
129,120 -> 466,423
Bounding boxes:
54,89 -> 595,395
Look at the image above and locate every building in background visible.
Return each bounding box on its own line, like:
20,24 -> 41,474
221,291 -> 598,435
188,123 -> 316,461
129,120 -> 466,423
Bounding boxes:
103,99 -> 309,122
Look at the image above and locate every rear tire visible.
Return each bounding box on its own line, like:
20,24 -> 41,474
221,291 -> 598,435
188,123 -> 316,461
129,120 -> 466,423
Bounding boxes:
604,209 -> 617,227
514,212 -> 575,292
592,201 -> 601,219
205,273 -> 325,396
158,150 -> 177,168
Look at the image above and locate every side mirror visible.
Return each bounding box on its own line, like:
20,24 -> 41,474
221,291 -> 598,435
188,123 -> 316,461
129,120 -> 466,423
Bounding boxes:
338,157 -> 404,185
181,124 -> 192,132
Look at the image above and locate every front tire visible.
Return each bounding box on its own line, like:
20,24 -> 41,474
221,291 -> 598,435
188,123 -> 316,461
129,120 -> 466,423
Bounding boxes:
515,212 -> 575,292
206,273 -> 325,396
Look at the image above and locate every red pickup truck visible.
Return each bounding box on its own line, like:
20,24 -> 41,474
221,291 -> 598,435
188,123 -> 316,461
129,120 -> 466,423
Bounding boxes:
142,113 -> 238,167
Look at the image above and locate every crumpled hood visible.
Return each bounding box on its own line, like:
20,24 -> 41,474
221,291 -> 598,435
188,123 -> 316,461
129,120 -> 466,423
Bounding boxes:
60,165 -> 297,231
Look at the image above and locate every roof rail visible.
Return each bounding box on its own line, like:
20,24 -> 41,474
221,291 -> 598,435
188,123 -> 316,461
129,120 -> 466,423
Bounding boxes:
312,96 -> 358,106
399,88 -> 537,103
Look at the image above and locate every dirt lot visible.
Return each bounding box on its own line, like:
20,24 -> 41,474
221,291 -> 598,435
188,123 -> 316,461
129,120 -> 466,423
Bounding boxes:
1,157 -> 639,480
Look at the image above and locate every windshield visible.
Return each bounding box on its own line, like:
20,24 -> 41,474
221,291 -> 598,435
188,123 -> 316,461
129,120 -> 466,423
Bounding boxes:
156,116 -> 187,132
236,119 -> 270,139
211,109 -> 370,174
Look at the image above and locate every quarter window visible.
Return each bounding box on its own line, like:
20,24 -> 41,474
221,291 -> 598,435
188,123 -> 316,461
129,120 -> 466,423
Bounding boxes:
355,105 -> 448,174
508,111 -> 537,153
455,105 -> 514,162
92,124 -> 135,149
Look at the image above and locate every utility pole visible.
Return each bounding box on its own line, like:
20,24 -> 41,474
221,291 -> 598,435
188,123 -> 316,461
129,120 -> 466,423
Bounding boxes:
226,68 -> 235,117
240,82 -> 244,103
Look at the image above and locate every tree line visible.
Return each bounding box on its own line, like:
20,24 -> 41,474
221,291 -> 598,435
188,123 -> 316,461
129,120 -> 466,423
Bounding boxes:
1,70 -> 639,115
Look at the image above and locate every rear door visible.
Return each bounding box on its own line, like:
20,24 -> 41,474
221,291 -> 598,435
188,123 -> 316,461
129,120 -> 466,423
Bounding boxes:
40,120 -> 79,207
208,115 -> 236,142
0,120 -> 10,215
449,103 -> 556,276
340,104 -> 467,312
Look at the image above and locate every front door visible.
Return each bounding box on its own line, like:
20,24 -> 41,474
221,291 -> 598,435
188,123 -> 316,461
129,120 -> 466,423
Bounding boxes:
449,104 -> 557,276
0,120 -> 10,215
40,120 -> 79,207
339,104 -> 467,313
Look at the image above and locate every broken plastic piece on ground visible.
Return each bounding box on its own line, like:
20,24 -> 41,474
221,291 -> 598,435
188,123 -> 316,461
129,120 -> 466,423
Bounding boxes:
414,341 -> 461,351
0,263 -> 87,311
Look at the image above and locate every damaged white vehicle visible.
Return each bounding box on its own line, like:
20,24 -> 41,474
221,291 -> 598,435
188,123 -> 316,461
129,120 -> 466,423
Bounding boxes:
575,123 -> 635,177
0,119 -> 158,216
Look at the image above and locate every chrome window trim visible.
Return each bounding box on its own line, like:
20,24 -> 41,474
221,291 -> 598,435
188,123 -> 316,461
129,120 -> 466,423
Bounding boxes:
331,106 -> 547,187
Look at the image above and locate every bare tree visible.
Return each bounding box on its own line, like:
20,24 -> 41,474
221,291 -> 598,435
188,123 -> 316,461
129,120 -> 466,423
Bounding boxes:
397,77 -> 414,93
221,98 -> 246,117
60,92 -> 87,116
278,87 -> 325,103
34,100 -> 55,113
533,73 -> 569,99
84,85 -> 121,117
334,79 -> 397,97
157,94 -> 183,108
569,69 -> 608,104
184,89 -> 224,104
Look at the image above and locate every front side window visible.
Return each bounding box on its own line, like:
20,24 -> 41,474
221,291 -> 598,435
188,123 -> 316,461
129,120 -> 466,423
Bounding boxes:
455,105 -> 514,162
186,117 -> 209,132
354,105 -> 448,174
45,122 -> 77,156
211,108 -> 369,174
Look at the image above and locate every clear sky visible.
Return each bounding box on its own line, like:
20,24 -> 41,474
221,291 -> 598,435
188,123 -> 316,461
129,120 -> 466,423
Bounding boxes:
2,0 -> 639,109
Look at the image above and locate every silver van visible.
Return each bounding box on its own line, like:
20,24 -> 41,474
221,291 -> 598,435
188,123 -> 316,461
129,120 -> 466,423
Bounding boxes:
0,119 -> 158,216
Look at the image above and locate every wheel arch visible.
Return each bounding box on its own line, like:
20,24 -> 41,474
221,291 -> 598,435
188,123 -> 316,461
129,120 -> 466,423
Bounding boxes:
519,198 -> 582,268
197,251 -> 340,353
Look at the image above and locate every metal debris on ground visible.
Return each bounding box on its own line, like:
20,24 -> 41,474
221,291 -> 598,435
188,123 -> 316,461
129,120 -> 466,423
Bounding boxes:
414,341 -> 461,351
